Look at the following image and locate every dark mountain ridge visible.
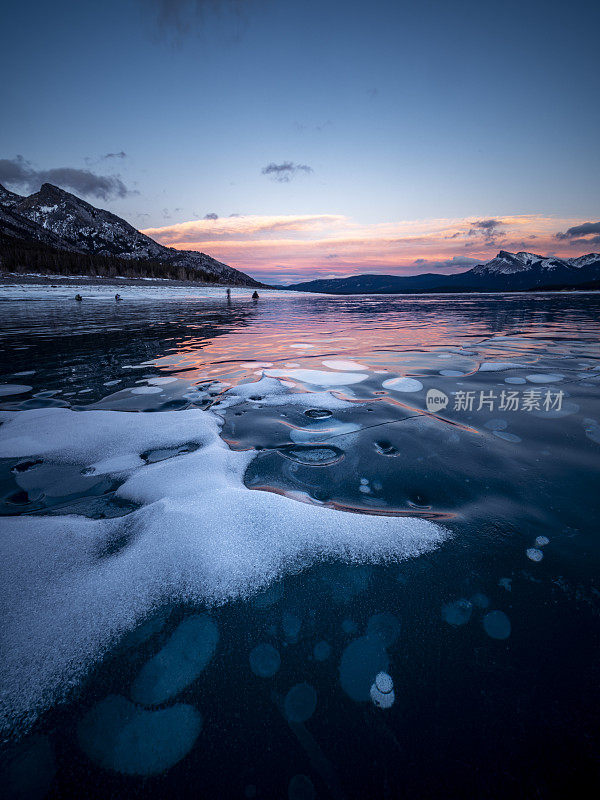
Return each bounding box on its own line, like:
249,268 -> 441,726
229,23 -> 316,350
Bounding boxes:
0,183 -> 263,286
287,250 -> 600,294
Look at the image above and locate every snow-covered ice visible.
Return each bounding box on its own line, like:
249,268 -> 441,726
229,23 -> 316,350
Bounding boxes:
0,404 -> 449,735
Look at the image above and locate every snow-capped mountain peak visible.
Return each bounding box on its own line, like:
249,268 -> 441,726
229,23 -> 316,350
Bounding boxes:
472,250 -> 574,275
0,183 -> 260,285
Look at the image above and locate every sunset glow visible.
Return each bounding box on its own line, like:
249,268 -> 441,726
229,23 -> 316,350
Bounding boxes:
143,213 -> 598,284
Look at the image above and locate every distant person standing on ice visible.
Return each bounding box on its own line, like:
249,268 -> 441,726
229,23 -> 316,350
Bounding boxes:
252,291 -> 259,300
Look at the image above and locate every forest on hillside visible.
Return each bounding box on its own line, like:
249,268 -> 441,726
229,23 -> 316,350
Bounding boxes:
0,234 -> 222,283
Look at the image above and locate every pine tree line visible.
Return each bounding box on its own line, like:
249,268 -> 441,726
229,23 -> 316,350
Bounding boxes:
0,234 -> 221,283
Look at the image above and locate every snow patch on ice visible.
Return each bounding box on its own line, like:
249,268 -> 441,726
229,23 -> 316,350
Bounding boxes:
0,406 -> 449,735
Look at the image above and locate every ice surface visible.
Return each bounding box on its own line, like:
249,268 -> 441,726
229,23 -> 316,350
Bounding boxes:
313,641 -> 331,661
504,377 -> 526,384
493,431 -> 522,443
1,734 -> 55,799
282,612 -> 302,641
0,407 -> 448,734
0,284 -> 319,301
366,613 -> 401,647
130,386 -> 163,394
131,615 -> 218,706
284,683 -> 317,722
0,384 -> 32,396
249,644 -> 281,677
218,376 -> 355,411
288,774 -> 316,800
77,695 -> 201,775
264,368 -> 368,386
381,377 -> 423,392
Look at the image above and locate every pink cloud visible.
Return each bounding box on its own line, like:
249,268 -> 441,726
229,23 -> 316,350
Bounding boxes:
142,213 -> 595,284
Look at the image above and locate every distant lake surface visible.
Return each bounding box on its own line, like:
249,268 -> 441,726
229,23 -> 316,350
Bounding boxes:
0,292 -> 599,799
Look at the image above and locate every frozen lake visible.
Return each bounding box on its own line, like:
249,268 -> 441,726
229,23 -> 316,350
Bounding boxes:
0,291 -> 599,798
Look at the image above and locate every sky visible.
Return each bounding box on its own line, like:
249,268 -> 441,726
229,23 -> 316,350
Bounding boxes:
1,0 -> 599,284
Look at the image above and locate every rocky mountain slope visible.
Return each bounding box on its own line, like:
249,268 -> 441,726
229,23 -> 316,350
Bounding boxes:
287,250 -> 600,294
0,183 -> 261,286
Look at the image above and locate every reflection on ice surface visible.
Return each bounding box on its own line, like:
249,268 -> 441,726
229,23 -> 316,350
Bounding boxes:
0,292 -> 599,798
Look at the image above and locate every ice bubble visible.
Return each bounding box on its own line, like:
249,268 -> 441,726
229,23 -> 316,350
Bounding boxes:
131,615 -> 218,706
304,408 -> 333,419
0,384 -> 32,396
498,578 -> 512,592
284,683 -> 317,723
375,671 -> 394,694
265,368 -> 368,387
313,641 -> 331,661
342,619 -> 358,634
78,695 -> 201,776
535,536 -> 549,547
14,371 -> 35,377
381,377 -> 423,393
526,548 -> 544,562
526,374 -> 564,383
504,376 -> 527,385
370,672 -> 395,709
289,420 -> 361,444
340,636 -> 389,701
147,377 -> 178,385
479,362 -> 526,372
290,344 -> 315,349
322,359 -> 367,371
288,774 -> 316,800
484,419 -> 508,431
442,599 -> 473,626
439,370 -> 465,377
130,386 -> 164,394
470,593 -> 490,609
366,613 -> 401,647
482,611 -> 511,640
281,445 -> 344,466
282,612 -> 302,641
249,644 -> 281,677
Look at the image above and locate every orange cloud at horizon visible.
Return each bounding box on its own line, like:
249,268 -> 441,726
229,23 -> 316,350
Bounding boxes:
142,213 -> 598,284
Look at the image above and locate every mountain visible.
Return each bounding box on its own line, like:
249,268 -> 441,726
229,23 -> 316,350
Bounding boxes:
287,250 -> 600,294
0,183 -> 262,286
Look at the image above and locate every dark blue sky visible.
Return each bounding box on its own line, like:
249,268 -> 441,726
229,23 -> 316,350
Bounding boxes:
1,0 -> 599,281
